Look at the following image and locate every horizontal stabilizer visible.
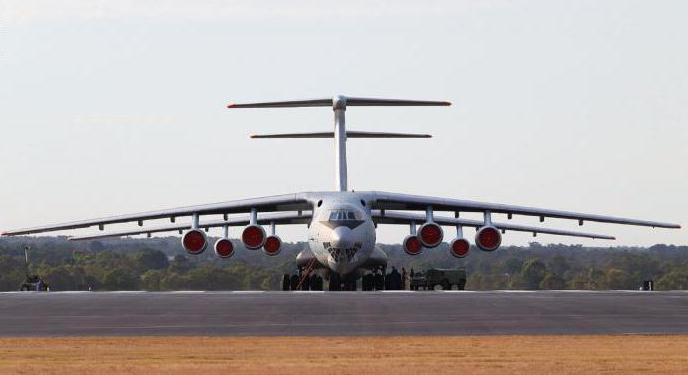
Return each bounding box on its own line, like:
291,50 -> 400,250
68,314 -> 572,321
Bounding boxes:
228,95 -> 450,109
227,98 -> 332,108
345,97 -> 450,107
251,131 -> 431,139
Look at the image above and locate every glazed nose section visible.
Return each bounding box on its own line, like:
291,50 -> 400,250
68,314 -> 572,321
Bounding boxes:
331,226 -> 354,250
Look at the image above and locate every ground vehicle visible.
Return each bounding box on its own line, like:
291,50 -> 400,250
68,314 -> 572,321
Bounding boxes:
19,274 -> 49,291
411,268 -> 466,290
18,246 -> 49,292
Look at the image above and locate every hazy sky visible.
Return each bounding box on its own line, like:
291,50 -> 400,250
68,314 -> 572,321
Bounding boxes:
1,1 -> 686,246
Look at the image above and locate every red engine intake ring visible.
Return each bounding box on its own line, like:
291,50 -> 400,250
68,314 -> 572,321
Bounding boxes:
403,235 -> 423,255
214,238 -> 234,258
242,225 -> 266,250
449,238 -> 470,258
181,229 -> 207,255
475,226 -> 502,252
263,235 -> 282,256
417,222 -> 444,248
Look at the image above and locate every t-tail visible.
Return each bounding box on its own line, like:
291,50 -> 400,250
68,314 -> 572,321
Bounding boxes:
227,95 -> 451,192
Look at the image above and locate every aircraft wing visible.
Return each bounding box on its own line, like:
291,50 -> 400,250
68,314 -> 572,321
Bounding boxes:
1,193 -> 311,236
370,191 -> 681,229
69,212 -> 313,241
372,211 -> 615,240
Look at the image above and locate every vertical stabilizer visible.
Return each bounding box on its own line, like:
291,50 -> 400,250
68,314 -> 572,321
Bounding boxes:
227,95 -> 450,192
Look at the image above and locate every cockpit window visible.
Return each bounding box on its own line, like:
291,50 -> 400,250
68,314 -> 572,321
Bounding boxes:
329,210 -> 357,221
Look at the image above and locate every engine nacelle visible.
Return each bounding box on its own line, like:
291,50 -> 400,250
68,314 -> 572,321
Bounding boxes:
403,235 -> 423,255
417,222 -> 443,248
449,238 -> 470,258
242,224 -> 266,250
181,229 -> 207,255
475,226 -> 502,252
263,235 -> 282,256
214,238 -> 234,258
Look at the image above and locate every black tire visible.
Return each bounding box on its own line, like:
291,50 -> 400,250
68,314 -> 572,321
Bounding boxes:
442,280 -> 451,290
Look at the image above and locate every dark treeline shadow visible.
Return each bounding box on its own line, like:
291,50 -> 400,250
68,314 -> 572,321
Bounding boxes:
1,236 -> 686,291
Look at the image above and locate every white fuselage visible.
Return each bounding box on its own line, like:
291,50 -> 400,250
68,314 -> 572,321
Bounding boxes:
306,193 -> 377,276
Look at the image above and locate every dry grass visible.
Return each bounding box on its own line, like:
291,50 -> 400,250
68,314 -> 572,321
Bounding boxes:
0,336 -> 686,374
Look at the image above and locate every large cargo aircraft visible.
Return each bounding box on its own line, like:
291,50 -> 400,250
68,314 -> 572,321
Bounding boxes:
2,96 -> 680,287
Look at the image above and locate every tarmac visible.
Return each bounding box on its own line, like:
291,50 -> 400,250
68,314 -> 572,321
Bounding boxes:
1,290 -> 687,336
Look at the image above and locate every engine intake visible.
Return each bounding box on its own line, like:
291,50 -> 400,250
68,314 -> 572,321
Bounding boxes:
403,235 -> 423,255
181,229 -> 207,255
449,238 -> 470,258
214,238 -> 234,258
475,226 -> 502,252
417,222 -> 443,248
263,235 -> 282,256
242,224 -> 266,250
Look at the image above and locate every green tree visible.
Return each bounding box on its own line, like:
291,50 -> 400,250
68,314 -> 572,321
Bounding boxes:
102,268 -> 138,290
135,250 -> 169,270
520,259 -> 546,289
548,255 -> 570,276
140,270 -> 164,290
657,270 -> 688,290
605,268 -> 633,290
540,273 -> 566,289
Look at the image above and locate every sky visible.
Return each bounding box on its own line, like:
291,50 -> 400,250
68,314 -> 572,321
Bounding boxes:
1,0 -> 686,246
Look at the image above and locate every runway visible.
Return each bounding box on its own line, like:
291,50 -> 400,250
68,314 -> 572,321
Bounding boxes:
1,290 -> 687,336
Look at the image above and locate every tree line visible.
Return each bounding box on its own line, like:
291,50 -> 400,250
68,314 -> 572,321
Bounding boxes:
0,236 -> 686,291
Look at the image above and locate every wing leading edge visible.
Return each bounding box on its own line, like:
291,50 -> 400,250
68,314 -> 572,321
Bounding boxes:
2,194 -> 311,236
370,191 -> 680,229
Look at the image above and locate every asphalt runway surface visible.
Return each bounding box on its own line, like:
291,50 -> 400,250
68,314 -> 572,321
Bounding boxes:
1,290 -> 687,336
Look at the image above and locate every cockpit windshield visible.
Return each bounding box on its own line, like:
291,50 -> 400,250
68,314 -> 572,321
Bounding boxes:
328,210 -> 357,221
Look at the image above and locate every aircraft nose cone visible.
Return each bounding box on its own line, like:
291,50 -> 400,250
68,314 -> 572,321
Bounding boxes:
331,226 -> 354,249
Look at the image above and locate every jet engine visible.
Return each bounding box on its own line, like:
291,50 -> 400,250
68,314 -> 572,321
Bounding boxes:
242,224 -> 266,250
475,226 -> 502,251
417,222 -> 443,248
181,229 -> 207,255
263,235 -> 282,256
403,235 -> 423,255
449,238 -> 470,258
214,238 -> 234,258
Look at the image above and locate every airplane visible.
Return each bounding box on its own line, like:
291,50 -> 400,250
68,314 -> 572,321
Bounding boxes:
2,95 -> 681,290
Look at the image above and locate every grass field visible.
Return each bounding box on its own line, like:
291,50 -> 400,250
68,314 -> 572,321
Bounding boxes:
0,336 -> 686,374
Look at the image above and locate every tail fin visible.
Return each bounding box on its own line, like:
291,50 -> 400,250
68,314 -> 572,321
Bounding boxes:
227,95 -> 450,191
